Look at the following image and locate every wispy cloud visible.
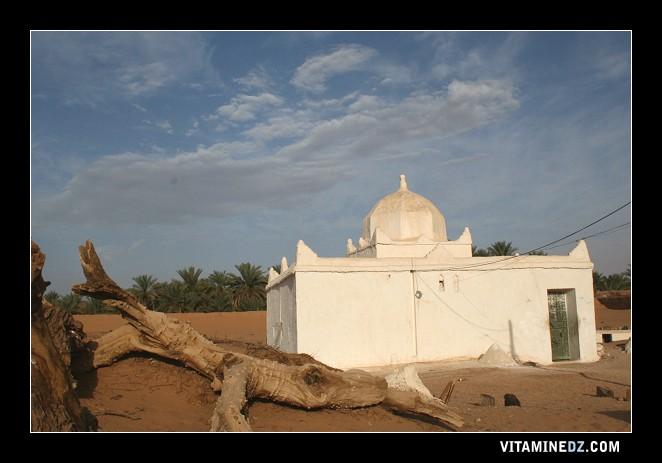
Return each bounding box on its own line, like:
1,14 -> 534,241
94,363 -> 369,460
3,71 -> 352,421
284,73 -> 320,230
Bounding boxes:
128,239 -> 145,251
31,31 -> 219,106
234,65 -> 275,91
243,113 -> 317,141
34,79 -> 519,225
30,32 -> 631,292
185,120 -> 200,137
215,93 -> 284,122
425,32 -> 529,83
143,119 -> 174,134
131,103 -> 148,112
278,79 -> 519,163
291,45 -> 377,93
300,91 -> 360,110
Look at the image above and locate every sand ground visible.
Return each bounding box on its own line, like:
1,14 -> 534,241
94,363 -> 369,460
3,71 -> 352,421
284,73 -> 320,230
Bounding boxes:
74,309 -> 631,432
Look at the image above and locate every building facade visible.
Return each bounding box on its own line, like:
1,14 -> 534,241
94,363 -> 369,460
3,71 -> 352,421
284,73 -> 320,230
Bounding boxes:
266,175 -> 598,369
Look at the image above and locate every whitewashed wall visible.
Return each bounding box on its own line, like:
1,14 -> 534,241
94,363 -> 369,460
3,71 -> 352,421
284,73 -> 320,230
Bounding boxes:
413,267 -> 597,365
295,271 -> 416,368
290,265 -> 597,369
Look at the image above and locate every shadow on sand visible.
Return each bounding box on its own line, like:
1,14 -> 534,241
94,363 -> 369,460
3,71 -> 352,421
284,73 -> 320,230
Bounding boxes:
598,410 -> 631,424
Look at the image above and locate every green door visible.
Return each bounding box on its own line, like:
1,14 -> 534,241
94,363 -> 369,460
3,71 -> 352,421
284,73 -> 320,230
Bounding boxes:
548,291 -> 570,361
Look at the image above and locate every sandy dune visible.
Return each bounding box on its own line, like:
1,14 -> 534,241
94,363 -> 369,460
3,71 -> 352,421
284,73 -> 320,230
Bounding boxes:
74,308 -> 631,432
76,311 -> 266,343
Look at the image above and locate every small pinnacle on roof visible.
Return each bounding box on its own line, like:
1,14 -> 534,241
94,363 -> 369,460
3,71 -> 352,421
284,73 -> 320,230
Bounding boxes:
399,174 -> 408,191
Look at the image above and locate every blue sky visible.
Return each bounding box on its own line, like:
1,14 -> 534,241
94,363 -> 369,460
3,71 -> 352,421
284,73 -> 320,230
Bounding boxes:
31,31 -> 631,294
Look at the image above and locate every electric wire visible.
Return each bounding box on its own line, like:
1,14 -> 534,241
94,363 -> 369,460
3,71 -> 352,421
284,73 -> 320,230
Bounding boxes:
541,222 -> 630,251
442,201 -> 631,271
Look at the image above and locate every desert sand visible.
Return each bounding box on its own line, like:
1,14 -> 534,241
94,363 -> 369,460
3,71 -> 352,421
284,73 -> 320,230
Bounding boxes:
594,291 -> 630,330
73,302 -> 631,432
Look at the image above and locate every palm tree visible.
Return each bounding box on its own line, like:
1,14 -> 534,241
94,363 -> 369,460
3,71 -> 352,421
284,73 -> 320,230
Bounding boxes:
176,267 -> 209,312
155,281 -> 187,313
487,241 -> 518,256
177,266 -> 204,288
44,291 -> 61,305
59,293 -> 82,313
602,273 -> 631,290
471,245 -> 489,257
205,271 -> 234,312
208,270 -> 233,290
527,250 -> 548,256
593,271 -> 605,292
131,274 -> 159,309
84,296 -> 109,314
199,285 -> 233,312
229,263 -> 267,311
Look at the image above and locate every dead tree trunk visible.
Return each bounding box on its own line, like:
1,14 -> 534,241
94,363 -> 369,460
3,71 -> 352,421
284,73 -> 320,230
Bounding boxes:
72,240 -> 463,431
31,241 -> 97,431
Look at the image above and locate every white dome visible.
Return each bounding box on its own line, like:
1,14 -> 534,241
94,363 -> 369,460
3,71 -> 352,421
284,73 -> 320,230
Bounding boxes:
362,175 -> 447,242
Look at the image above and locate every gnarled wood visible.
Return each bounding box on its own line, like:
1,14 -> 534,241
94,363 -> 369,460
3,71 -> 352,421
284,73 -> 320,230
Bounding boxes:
31,241 -> 97,431
438,379 -> 457,405
91,324 -> 174,367
72,240 -> 463,431
92,324 -> 339,372
383,389 -> 463,429
42,299 -> 89,370
210,365 -> 251,431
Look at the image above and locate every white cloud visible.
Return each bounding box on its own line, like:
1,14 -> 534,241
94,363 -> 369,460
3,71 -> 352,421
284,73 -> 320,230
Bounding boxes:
128,239 -> 145,251
216,93 -> 284,122
432,49 -> 483,80
592,49 -> 629,81
34,79 -> 519,225
347,95 -> 384,113
185,120 -> 200,137
154,145 -> 166,153
234,66 -> 275,91
131,103 -> 148,112
372,61 -> 415,86
155,120 -> 174,134
279,79 -> 519,163
143,119 -> 174,134
291,45 -> 377,93
119,61 -> 171,96
300,91 -> 360,110
426,32 -> 528,84
243,113 -> 317,141
31,32 -> 219,105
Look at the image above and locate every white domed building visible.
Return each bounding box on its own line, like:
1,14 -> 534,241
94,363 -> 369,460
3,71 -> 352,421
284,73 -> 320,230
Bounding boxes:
266,175 -> 598,369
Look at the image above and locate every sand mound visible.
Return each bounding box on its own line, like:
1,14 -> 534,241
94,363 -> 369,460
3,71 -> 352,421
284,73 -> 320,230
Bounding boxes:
384,365 -> 435,399
594,294 -> 631,330
73,313 -> 630,432
596,290 -> 631,310
478,343 -> 518,366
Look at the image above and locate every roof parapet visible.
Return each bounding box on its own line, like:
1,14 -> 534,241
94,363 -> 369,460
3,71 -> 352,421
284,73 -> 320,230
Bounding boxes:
568,240 -> 591,261
267,267 -> 280,284
346,238 -> 357,255
296,240 -> 318,264
455,226 -> 473,244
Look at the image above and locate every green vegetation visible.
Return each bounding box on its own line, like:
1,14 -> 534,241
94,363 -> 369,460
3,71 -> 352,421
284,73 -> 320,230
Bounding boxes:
487,241 -> 518,256
593,268 -> 631,291
49,262 -> 272,314
471,242 -> 630,292
44,291 -> 115,314
47,245 -> 630,314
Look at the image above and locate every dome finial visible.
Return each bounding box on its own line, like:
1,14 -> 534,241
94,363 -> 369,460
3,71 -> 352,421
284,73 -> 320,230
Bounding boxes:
399,174 -> 408,191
